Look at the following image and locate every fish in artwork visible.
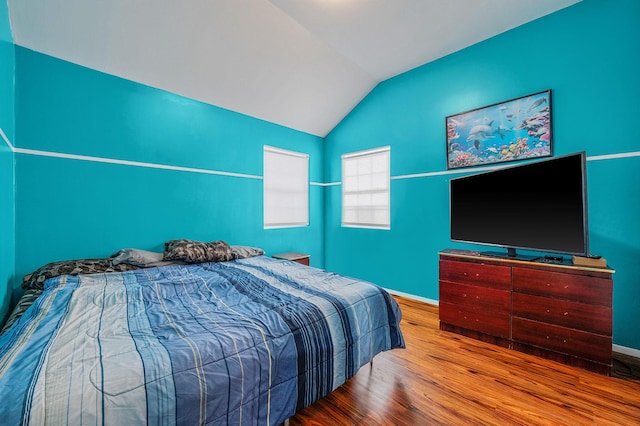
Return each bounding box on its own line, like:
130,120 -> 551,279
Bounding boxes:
474,140 -> 480,150
527,97 -> 547,112
449,118 -> 465,128
533,127 -> 548,136
515,111 -> 550,132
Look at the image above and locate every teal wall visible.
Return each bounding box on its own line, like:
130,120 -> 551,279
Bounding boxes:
13,48 -> 324,296
0,0 -> 15,322
324,0 -> 640,350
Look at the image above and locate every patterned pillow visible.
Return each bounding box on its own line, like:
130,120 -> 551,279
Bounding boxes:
22,258 -> 140,290
163,239 -> 233,263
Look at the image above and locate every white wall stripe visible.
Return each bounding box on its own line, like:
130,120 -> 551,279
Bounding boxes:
586,151 -> 640,161
3,128 -> 639,185
3,130 -> 330,185
391,165 -> 499,180
0,128 -> 14,150
310,182 -> 341,187
14,147 -> 264,180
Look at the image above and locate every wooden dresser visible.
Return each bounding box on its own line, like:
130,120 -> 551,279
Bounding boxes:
439,249 -> 614,375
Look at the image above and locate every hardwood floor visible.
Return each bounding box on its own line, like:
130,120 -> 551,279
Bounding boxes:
289,296 -> 640,425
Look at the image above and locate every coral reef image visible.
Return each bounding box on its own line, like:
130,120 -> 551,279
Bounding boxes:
446,91 -> 551,169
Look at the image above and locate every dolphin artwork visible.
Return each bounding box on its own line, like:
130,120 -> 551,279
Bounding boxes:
466,120 -> 511,144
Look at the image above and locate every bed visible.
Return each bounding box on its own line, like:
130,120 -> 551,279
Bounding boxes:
0,242 -> 404,425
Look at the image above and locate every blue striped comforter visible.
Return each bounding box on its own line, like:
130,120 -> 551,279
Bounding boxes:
0,256 -> 404,425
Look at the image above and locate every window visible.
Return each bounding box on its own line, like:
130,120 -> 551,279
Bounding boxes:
342,146 -> 390,229
264,146 -> 309,228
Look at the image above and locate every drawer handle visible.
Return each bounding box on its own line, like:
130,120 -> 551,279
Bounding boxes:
475,273 -> 479,277
564,312 -> 569,316
546,309 -> 550,313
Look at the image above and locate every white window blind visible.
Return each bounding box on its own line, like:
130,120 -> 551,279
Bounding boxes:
342,146 -> 390,229
264,146 -> 309,228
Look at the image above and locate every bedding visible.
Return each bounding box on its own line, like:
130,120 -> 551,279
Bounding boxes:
0,288 -> 43,334
2,258 -> 145,333
21,257 -> 141,291
6,245 -> 261,332
0,255 -> 404,425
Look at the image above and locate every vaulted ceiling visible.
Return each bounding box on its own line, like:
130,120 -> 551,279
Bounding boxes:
7,0 -> 580,137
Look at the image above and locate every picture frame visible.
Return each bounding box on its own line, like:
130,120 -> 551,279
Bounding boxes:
446,90 -> 552,169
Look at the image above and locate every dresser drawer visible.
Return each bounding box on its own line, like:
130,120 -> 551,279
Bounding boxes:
512,317 -> 612,365
439,259 -> 511,290
512,293 -> 612,335
512,267 -> 612,306
440,302 -> 510,338
440,282 -> 510,313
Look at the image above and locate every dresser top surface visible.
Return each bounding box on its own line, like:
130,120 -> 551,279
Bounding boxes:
440,249 -> 615,276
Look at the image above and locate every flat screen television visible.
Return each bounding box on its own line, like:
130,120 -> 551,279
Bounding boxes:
449,152 -> 588,260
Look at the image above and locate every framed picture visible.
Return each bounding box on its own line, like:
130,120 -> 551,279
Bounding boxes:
446,90 -> 552,169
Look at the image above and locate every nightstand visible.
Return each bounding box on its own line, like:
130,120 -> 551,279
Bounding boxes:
272,252 -> 310,266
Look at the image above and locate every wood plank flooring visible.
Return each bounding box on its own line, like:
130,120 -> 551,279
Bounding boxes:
289,296 -> 640,425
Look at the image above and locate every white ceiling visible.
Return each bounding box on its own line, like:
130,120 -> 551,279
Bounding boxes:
8,0 -> 580,137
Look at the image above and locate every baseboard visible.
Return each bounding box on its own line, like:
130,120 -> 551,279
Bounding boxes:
384,288 -> 438,306
613,344 -> 640,359
386,288 -> 640,358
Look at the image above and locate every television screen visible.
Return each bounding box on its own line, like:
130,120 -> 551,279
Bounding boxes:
449,152 -> 588,258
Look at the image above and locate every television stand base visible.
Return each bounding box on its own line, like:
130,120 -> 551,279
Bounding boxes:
481,250 -> 539,261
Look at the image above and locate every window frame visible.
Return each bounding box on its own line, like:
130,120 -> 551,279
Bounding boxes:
341,146 -> 391,230
263,145 -> 309,229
